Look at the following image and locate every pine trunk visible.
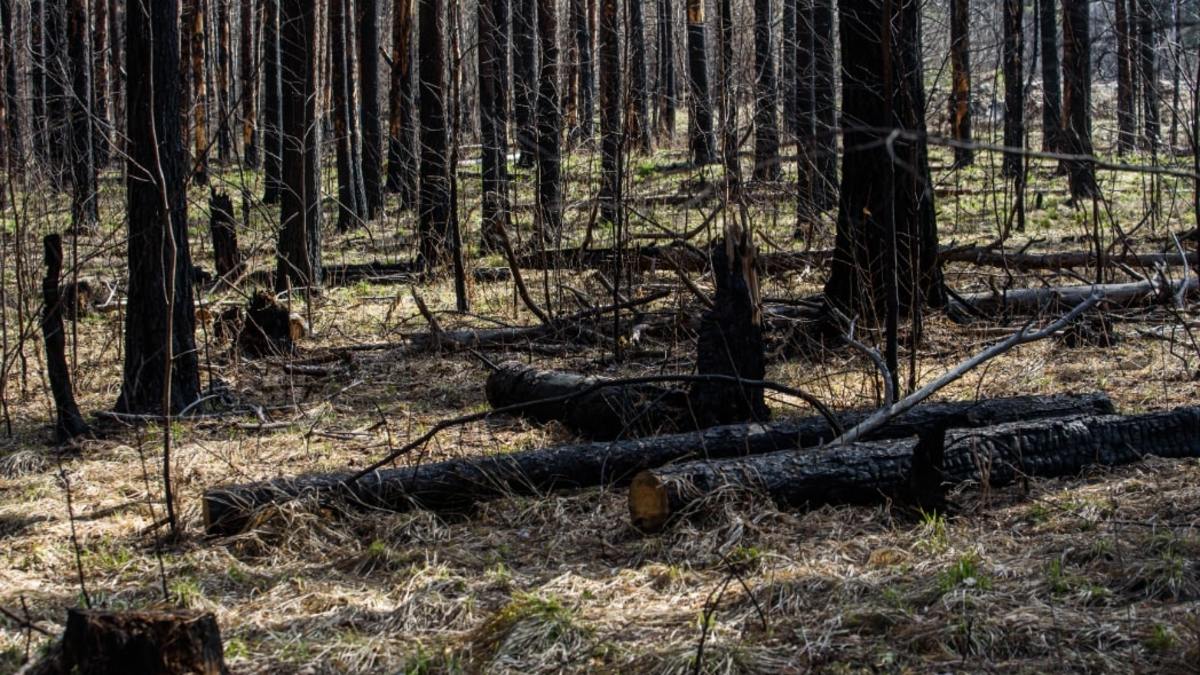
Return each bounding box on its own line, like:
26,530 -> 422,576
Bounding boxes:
1136,0 -> 1159,151
358,0 -> 383,218
655,0 -> 675,139
331,0 -> 366,231
261,0 -> 283,203
569,0 -> 593,140
811,0 -> 837,210
1116,0 -> 1136,153
92,0 -> 110,166
1061,0 -> 1096,198
1038,0 -> 1061,151
949,0 -> 972,166
68,0 -> 98,230
599,0 -> 620,224
626,0 -> 650,151
752,0 -> 779,180
512,0 -> 538,166
685,0 -> 714,164
418,0 -> 451,265
240,0 -> 259,167
386,0 -> 416,204
480,0 -> 512,248
1001,0 -> 1023,178
535,0 -> 562,240
718,0 -> 738,183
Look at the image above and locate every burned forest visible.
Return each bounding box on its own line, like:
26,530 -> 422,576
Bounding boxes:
3,0 -> 1200,672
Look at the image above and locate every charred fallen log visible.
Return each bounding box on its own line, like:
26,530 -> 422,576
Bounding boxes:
951,276 -> 1199,316
202,392 -> 1112,535
628,407 -> 1200,531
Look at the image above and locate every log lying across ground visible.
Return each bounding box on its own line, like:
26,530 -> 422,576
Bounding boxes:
203,392 -> 1112,535
951,276 -> 1199,316
628,407 -> 1200,531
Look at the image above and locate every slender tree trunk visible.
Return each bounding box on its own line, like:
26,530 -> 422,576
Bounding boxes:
1168,0 -> 1181,149
535,0 -> 561,240
386,0 -> 416,204
1136,0 -> 1159,151
275,0 -> 322,291
796,0 -> 815,217
825,0 -> 943,321
68,0 -> 97,230
118,0 -> 201,414
949,0 -> 972,166
513,0 -> 538,166
480,0 -> 511,248
685,0 -> 714,164
1061,0 -> 1096,198
0,0 -> 19,171
718,0 -> 738,183
45,0 -> 67,182
655,0 -> 675,139
418,0 -> 451,265
186,0 -> 210,184
599,0 -> 620,224
1038,0 -> 1061,151
569,0 -> 593,140
358,0 -> 383,218
782,0 -> 796,138
1002,0 -> 1023,178
331,0 -> 366,231
216,0 -> 233,163
1116,0 -> 1136,153
262,0 -> 283,202
752,0 -> 780,180
92,0 -> 110,166
31,0 -> 46,164
107,0 -> 123,156
240,0 -> 259,167
626,0 -> 650,151
811,0 -> 837,210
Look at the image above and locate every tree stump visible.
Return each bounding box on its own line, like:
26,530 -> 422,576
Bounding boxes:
28,609 -> 228,674
208,191 -> 242,282
219,291 -> 299,357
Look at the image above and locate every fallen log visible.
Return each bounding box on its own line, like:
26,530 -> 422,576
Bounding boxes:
628,407 -> 1200,531
25,609 -> 228,675
202,392 -> 1112,535
942,247 -> 1197,271
951,276 -> 1199,316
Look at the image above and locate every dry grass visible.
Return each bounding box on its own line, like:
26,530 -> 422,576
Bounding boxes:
2,139 -> 1200,673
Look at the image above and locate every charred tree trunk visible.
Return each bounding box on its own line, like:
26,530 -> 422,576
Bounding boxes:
811,0 -> 837,210
655,0 -> 675,139
42,234 -> 90,443
629,408 -> 1200,531
68,0 -> 97,230
386,0 -> 416,204
118,0 -> 201,415
1038,0 -> 1062,151
208,192 -> 242,280
331,0 -> 366,231
358,0 -> 383,218
215,0 -> 233,163
418,0 -> 451,265
1116,0 -> 1136,154
261,0 -> 283,203
186,0 -> 210,185
0,0 -> 17,170
949,0 -> 972,166
513,0 -> 538,166
203,392 -> 1114,534
107,0 -> 123,155
782,0 -> 797,138
685,0 -> 715,164
569,0 -> 593,140
535,0 -> 561,240
689,234 -> 769,426
796,0 -> 815,217
274,0 -> 322,291
1061,0 -> 1096,199
480,0 -> 511,249
825,0 -> 943,322
45,0 -> 67,182
1001,0 -> 1023,178
626,0 -> 650,151
718,0 -> 738,184
92,0 -> 110,166
34,609 -> 229,675
598,0 -> 620,224
752,0 -> 780,180
1136,0 -> 1159,151
240,0 -> 259,167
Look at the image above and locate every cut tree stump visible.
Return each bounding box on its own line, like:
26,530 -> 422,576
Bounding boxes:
26,609 -> 228,675
41,235 -> 90,443
628,407 -> 1200,531
202,392 -> 1112,535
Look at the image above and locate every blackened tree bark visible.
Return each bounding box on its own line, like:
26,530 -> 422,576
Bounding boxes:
782,0 -> 797,138
216,0 -> 233,162
718,0 -> 738,183
1115,0 -> 1136,154
418,0 -> 451,265
386,0 -> 416,204
569,0 -> 593,140
811,0 -> 837,210
0,0 -> 19,169
796,0 -> 815,215
107,0 -> 122,155
262,0 -> 283,203
627,0 -> 650,151
1061,0 -> 1096,198
752,0 -> 780,180
42,234 -> 90,442
655,0 -> 675,139
186,0 -> 209,185
92,0 -> 111,166
45,0 -> 67,181
825,0 -> 944,321
358,0 -> 383,218
598,0 -> 620,224
1135,0 -> 1159,150
1002,0 -> 1023,178
686,0 -> 714,164
68,0 -> 97,230
535,0 -> 561,239
275,0 -> 321,290
118,0 -> 201,414
0,0 -> 12,175
480,0 -> 511,248
241,0 -> 260,167
331,0 -> 366,231
1038,0 -> 1061,151
31,1 -> 46,164
513,0 -> 538,167
949,0 -> 972,166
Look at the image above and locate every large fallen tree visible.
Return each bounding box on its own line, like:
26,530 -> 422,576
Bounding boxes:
628,407 -> 1200,531
202,392 -> 1112,535
950,276 -> 1198,316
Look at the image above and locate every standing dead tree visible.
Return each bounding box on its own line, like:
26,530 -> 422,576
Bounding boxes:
685,0 -> 715,165
42,234 -> 90,443
948,0 -> 972,167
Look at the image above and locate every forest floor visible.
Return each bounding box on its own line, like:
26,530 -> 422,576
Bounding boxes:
1,138 -> 1199,673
